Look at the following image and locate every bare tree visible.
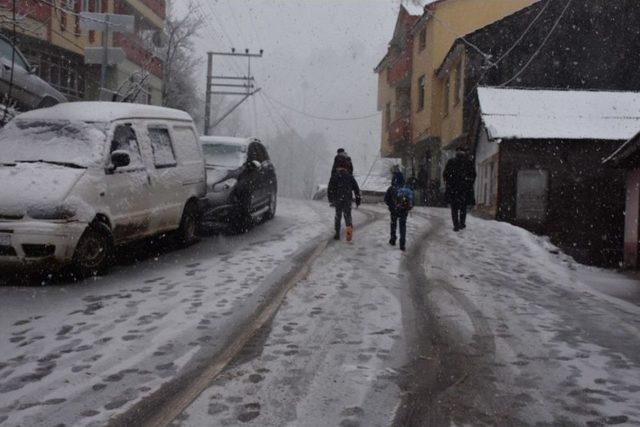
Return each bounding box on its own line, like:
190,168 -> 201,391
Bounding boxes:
157,1 -> 203,118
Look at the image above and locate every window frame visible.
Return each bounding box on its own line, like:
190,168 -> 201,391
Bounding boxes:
454,61 -> 462,106
148,126 -> 178,169
417,75 -> 426,112
385,102 -> 391,130
443,76 -> 451,117
419,28 -> 426,51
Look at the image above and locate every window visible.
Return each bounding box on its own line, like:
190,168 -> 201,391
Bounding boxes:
172,126 -> 200,162
148,127 -> 177,168
0,38 -> 29,70
419,28 -> 426,51
385,102 -> 391,130
417,75 -> 426,111
454,62 -> 462,106
110,124 -> 142,167
443,76 -> 450,117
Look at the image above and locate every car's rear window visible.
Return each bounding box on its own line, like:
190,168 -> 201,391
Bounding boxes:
202,143 -> 247,168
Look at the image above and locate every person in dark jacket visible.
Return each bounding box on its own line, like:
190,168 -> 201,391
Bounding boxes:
384,171 -> 413,251
443,147 -> 476,231
328,166 -> 361,241
331,148 -> 354,175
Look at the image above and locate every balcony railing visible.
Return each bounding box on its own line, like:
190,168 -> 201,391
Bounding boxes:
389,115 -> 411,145
113,33 -> 163,78
387,50 -> 412,88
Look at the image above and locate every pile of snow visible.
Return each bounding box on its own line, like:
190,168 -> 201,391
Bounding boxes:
478,87 -> 640,141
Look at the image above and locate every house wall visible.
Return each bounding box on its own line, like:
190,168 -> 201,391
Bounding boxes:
496,139 -> 626,266
474,127 -> 500,215
624,169 -> 640,268
409,0 -> 536,179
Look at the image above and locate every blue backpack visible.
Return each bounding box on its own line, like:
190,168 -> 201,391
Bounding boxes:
396,186 -> 414,212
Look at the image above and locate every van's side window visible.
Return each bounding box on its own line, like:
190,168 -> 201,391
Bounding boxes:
111,124 -> 143,167
148,127 -> 177,168
172,126 -> 200,161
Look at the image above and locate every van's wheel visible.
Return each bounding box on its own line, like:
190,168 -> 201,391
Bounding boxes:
73,224 -> 113,277
178,201 -> 200,246
265,194 -> 277,220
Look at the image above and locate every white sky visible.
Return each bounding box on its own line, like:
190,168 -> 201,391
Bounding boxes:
178,0 -> 426,170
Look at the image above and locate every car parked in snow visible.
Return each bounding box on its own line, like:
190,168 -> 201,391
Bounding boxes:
0,34 -> 67,111
199,136 -> 277,231
0,102 -> 206,275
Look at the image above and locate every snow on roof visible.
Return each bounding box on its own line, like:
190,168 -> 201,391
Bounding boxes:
200,136 -> 256,146
478,87 -> 640,141
18,102 -> 193,123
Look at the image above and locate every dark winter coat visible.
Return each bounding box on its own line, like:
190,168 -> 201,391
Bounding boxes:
443,155 -> 476,205
384,172 -> 413,215
331,153 -> 354,175
328,168 -> 361,207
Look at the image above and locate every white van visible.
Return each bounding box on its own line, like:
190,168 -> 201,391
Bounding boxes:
0,102 -> 206,275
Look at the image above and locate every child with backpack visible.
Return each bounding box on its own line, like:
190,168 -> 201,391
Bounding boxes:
384,171 -> 414,251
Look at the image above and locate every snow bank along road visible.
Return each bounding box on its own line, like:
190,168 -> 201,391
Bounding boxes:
2,202 -> 640,426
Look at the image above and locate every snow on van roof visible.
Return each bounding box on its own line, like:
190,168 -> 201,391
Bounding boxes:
200,136 -> 257,146
478,87 -> 640,141
17,102 -> 193,123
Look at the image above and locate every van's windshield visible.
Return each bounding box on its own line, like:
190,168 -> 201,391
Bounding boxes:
202,143 -> 247,168
0,119 -> 108,168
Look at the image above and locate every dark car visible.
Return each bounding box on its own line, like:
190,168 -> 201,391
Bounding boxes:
0,34 -> 67,112
200,136 -> 277,230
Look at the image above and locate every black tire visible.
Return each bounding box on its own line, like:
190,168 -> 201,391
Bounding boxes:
265,193 -> 277,220
177,201 -> 200,246
73,224 -> 113,277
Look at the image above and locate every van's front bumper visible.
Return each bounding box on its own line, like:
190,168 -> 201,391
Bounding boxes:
0,220 -> 87,269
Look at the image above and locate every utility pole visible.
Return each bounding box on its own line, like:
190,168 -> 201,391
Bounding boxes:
203,49 -> 263,135
204,52 -> 214,136
100,15 -> 110,91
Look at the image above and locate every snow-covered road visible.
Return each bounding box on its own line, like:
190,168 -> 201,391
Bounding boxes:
2,203 -> 640,426
404,208 -> 640,426
0,199 -> 353,427
177,205 -> 429,427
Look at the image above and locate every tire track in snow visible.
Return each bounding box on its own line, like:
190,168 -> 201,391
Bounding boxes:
108,207 -> 380,427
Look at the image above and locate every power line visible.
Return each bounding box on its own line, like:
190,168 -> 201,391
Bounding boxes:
259,92 -> 332,167
461,0 -> 554,103
263,91 -> 380,122
499,0 -> 573,87
425,9 -> 494,64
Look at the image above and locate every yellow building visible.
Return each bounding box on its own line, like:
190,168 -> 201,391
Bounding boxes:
376,0 -> 536,197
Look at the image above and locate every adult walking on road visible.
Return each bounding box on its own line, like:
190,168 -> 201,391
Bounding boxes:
443,147 -> 476,232
328,164 -> 361,241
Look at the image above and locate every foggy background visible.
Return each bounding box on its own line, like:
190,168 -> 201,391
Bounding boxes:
176,0 -> 427,198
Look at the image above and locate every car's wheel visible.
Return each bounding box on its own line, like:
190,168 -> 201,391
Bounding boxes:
177,201 -> 200,246
73,224 -> 113,277
266,193 -> 277,220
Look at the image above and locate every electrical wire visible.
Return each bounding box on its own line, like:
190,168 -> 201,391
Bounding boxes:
499,0 -> 573,87
461,0 -> 554,103
259,91 -> 332,167
263,91 -> 380,122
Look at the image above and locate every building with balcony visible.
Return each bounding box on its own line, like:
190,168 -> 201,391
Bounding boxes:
374,5 -> 419,159
0,0 -> 165,105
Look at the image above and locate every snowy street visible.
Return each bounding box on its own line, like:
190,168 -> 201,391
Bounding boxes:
2,202 -> 640,426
